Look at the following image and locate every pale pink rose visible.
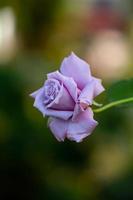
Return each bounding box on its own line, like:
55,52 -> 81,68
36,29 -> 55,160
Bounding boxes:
30,52 -> 104,142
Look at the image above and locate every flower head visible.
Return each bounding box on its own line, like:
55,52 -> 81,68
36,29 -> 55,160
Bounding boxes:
30,52 -> 105,142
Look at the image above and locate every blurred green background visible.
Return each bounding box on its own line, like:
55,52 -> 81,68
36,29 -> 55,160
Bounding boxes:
0,0 -> 133,199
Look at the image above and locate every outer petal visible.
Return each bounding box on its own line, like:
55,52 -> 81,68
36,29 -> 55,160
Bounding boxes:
32,87 -> 45,113
92,77 -> 105,97
79,78 -> 105,108
30,88 -> 42,98
72,102 -> 84,121
48,108 -> 97,142
67,108 -> 98,142
32,87 -> 73,120
47,70 -> 78,102
44,109 -> 73,120
60,52 -> 91,89
48,117 -> 68,141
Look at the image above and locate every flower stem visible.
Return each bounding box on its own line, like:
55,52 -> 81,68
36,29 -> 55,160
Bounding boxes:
93,97 -> 133,113
92,100 -> 103,107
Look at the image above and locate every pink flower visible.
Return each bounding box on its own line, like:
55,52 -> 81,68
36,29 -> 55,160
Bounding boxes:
30,52 -> 104,142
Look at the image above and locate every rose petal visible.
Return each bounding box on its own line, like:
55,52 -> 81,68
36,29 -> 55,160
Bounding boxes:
33,87 -> 45,113
48,108 -> 97,142
92,77 -> 105,97
72,102 -> 84,121
46,83 -> 75,111
79,81 -> 95,105
60,52 -> 91,89
33,87 -> 73,120
67,108 -> 98,142
79,78 -> 105,109
47,70 -> 78,102
48,117 -> 68,141
30,88 -> 43,98
44,109 -> 73,120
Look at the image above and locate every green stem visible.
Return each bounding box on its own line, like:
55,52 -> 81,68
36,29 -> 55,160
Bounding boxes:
92,100 -> 103,107
93,97 -> 133,113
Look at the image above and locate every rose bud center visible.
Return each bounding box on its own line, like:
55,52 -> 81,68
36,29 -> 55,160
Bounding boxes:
44,79 -> 61,105
43,78 -> 75,111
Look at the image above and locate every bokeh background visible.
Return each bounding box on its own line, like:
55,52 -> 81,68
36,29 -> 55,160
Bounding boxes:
0,0 -> 133,199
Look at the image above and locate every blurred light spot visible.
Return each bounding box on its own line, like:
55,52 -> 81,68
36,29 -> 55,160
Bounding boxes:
85,31 -> 130,80
0,7 -> 16,63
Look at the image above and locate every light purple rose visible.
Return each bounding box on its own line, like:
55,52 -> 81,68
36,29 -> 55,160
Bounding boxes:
30,52 -> 104,142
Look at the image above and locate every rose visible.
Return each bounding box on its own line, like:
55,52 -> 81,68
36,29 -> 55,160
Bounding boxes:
30,52 -> 104,142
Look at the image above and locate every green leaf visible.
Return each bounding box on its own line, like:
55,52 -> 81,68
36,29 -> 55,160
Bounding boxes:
107,79 -> 133,106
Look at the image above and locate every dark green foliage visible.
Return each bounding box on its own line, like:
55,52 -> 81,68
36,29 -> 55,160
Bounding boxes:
107,79 -> 133,106
107,79 -> 133,101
